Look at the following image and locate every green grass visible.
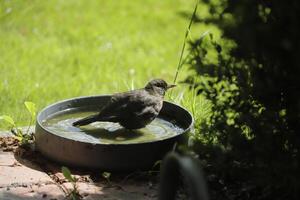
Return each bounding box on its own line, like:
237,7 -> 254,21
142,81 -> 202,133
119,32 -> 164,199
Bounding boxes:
0,0 -> 216,129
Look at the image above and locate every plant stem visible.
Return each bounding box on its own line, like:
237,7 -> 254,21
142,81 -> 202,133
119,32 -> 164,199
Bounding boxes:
25,117 -> 33,135
173,0 -> 199,84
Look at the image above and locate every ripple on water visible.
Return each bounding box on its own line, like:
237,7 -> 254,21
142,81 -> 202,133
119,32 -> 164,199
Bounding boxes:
42,109 -> 184,144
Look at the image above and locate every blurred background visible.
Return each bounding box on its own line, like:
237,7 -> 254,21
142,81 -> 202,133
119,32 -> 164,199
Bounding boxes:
0,0 -> 207,125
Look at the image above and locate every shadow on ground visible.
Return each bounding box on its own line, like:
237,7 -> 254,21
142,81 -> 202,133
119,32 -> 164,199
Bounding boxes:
8,144 -> 159,200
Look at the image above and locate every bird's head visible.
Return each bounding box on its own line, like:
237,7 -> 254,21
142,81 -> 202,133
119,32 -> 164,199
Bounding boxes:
145,79 -> 176,96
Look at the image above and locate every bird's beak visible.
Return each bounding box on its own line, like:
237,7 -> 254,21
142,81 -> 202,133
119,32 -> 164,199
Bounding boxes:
167,84 -> 176,89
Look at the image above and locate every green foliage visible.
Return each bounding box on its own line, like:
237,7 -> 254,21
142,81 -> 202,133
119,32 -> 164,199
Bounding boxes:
62,166 -> 76,183
24,101 -> 36,119
152,160 -> 162,169
0,115 -> 16,128
0,101 -> 36,146
101,171 -> 111,180
61,166 -> 81,200
185,0 -> 300,199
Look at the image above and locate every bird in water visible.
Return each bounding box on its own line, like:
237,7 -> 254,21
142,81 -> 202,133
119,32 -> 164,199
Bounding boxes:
72,79 -> 176,129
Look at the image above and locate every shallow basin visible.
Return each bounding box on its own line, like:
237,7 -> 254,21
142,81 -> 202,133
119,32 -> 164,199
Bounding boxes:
35,95 -> 193,171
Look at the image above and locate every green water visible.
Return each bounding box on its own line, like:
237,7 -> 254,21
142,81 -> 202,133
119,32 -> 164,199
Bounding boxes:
42,109 -> 183,144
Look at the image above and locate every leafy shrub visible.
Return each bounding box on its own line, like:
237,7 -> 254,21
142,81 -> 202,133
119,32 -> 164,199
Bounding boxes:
185,0 -> 300,199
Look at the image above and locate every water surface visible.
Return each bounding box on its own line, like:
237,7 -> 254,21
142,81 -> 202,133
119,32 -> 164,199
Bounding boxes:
42,109 -> 183,144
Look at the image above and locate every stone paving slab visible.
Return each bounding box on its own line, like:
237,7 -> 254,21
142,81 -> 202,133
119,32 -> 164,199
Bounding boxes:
0,149 -> 65,200
0,151 -> 53,187
0,183 -> 65,200
0,132 -> 158,200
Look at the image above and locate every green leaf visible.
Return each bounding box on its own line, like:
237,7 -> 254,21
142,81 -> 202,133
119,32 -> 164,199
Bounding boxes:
24,101 -> 36,118
62,166 -> 75,182
152,160 -> 162,169
0,115 -> 16,127
16,128 -> 24,137
102,172 -> 111,179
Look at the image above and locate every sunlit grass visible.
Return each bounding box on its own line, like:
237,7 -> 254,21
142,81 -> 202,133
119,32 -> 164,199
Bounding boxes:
0,0 -> 215,129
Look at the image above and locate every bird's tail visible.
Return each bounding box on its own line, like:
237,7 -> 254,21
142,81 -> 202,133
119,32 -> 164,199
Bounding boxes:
72,114 -> 99,126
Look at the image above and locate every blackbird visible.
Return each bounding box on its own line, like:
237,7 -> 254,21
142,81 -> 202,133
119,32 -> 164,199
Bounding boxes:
72,79 -> 176,129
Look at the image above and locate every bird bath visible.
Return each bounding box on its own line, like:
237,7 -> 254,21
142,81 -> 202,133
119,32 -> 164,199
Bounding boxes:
35,95 -> 193,171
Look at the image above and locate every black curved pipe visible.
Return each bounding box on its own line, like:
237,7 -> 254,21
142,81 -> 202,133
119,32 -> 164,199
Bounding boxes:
158,152 -> 209,200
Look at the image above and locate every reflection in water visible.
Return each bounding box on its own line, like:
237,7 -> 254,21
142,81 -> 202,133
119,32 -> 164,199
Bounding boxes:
42,109 -> 183,144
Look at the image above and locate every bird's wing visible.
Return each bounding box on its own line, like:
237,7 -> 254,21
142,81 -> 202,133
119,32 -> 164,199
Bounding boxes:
98,89 -> 158,120
96,94 -> 129,121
